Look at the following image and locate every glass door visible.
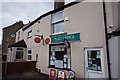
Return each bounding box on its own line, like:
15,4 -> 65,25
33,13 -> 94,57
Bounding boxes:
85,48 -> 105,78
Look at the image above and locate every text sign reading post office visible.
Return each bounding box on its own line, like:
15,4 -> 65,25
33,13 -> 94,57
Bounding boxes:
51,33 -> 80,43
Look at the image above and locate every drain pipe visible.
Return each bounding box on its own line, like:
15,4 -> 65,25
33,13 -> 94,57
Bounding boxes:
102,1 -> 111,80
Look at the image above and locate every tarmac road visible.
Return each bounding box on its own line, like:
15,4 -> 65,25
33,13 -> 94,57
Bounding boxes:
2,71 -> 49,80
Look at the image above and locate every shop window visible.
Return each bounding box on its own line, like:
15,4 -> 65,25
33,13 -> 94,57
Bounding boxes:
49,43 -> 71,70
28,27 -> 32,38
87,50 -> 102,71
16,48 -> 24,60
28,50 -> 32,60
52,11 -> 64,34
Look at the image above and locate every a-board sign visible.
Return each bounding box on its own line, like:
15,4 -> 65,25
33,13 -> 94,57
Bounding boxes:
57,70 -> 66,80
50,69 -> 56,79
66,70 -> 75,80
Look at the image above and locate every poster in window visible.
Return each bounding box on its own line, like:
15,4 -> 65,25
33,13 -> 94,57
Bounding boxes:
50,60 -> 55,65
52,52 -> 55,59
64,58 -> 67,62
92,64 -> 97,71
97,51 -> 101,58
64,55 -> 67,58
66,55 -> 70,58
67,58 -> 71,69
64,63 -> 67,68
97,65 -> 101,71
66,48 -> 71,55
55,60 -> 63,68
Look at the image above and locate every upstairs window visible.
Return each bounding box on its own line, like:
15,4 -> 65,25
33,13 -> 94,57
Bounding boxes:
52,11 -> 64,34
28,27 -> 32,38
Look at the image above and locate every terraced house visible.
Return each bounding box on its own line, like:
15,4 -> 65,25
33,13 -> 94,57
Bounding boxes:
7,1 -> 120,79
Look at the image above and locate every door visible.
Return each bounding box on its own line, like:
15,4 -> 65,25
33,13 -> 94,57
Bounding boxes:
85,48 -> 105,78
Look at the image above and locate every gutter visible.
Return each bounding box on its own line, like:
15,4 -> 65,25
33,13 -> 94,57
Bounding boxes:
102,1 -> 111,79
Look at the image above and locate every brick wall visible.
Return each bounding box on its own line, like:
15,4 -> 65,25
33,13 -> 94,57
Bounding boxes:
2,21 -> 24,56
2,61 -> 36,77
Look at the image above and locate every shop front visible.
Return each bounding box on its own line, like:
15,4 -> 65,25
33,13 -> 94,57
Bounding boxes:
43,32 -> 106,79
44,33 -> 80,79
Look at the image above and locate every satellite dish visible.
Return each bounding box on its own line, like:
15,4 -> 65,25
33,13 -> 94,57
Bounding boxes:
11,34 -> 15,38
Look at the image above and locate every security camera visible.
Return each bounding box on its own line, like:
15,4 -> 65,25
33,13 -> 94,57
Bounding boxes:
109,25 -> 113,28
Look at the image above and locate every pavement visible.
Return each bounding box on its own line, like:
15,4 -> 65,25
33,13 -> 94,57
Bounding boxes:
2,71 -> 49,80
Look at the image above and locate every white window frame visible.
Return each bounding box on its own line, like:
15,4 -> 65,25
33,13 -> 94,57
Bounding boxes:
28,27 -> 32,38
16,48 -> 24,60
84,48 -> 105,78
52,11 -> 64,35
27,50 -> 32,61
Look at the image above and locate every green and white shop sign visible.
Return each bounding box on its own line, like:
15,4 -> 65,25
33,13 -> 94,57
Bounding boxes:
51,33 -> 80,43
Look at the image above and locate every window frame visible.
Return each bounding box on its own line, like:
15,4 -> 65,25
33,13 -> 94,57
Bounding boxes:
52,11 -> 64,35
16,47 -> 24,60
27,27 -> 32,38
27,50 -> 32,61
48,43 -> 71,70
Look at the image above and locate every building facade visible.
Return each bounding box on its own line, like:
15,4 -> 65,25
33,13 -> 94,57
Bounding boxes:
2,21 -> 24,59
7,1 -> 120,79
0,45 -> 2,61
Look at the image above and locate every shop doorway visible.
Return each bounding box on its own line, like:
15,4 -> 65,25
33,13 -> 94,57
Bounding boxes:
85,48 -> 105,78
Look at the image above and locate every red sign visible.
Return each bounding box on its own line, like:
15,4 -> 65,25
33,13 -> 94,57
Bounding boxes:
57,70 -> 66,80
66,48 -> 71,55
34,37 -> 41,43
45,38 -> 50,44
50,69 -> 56,79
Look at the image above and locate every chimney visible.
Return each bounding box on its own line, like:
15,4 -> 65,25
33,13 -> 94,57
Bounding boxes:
54,0 -> 65,9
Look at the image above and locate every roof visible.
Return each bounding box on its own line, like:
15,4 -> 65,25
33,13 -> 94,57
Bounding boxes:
8,40 -> 27,48
23,1 -> 80,31
3,21 -> 24,30
15,23 -> 31,32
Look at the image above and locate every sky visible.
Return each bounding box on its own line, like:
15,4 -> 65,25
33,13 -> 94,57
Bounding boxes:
0,2 -> 54,45
0,0 -> 76,45
0,0 -> 119,45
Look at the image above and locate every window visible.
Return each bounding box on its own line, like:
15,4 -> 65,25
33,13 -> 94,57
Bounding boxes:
52,11 -> 64,34
28,27 -> 32,38
49,43 -> 71,70
28,50 -> 32,60
87,50 -> 102,71
18,31 -> 20,41
16,48 -> 24,60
